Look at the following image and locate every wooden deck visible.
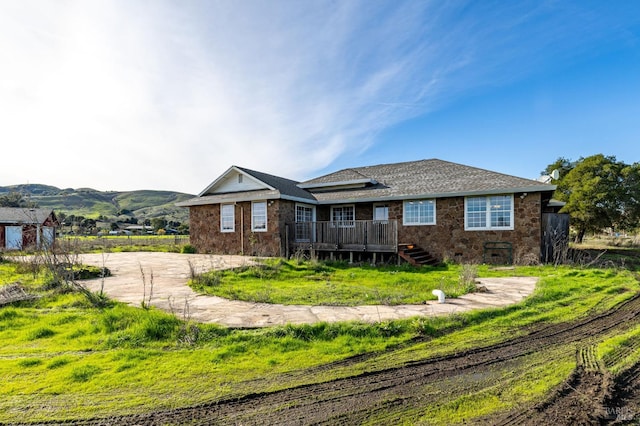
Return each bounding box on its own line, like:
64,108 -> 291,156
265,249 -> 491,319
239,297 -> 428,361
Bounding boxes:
288,220 -> 398,253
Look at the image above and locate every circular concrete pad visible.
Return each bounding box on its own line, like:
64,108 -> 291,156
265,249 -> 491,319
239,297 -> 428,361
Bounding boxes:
80,252 -> 537,328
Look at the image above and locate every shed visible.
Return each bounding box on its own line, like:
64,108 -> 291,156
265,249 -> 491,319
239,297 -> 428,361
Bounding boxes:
0,207 -> 58,250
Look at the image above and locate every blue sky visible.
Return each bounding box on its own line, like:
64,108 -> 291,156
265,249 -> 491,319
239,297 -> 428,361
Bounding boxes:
0,1 -> 638,193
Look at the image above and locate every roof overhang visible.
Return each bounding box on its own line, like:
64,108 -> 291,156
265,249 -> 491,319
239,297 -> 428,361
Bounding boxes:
311,185 -> 556,204
176,190 -> 317,207
547,198 -> 566,208
297,178 -> 378,190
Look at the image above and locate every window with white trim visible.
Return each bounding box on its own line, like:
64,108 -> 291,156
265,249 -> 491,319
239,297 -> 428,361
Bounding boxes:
220,204 -> 235,232
373,204 -> 389,222
251,201 -> 267,232
403,199 -> 435,225
331,205 -> 355,227
465,195 -> 513,230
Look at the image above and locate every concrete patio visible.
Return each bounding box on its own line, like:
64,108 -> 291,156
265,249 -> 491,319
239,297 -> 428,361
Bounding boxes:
79,252 -> 537,328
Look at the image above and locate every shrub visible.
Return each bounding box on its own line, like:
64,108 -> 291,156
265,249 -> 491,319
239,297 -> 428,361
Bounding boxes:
193,270 -> 222,287
181,244 -> 197,254
459,264 -> 478,291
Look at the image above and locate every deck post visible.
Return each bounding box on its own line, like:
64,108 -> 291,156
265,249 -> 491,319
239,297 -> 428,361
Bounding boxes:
285,224 -> 289,259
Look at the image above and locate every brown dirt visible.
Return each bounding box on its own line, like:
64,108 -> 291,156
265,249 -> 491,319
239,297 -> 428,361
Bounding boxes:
9,294 -> 640,426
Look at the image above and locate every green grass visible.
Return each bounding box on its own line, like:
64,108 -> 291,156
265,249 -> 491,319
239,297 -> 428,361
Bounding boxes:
56,236 -> 188,253
598,323 -> 640,374
412,348 -> 575,425
190,259 -> 479,305
1,257 -> 640,422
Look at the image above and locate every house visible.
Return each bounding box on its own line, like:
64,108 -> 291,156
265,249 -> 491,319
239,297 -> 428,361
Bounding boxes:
178,159 -> 566,264
0,207 -> 58,250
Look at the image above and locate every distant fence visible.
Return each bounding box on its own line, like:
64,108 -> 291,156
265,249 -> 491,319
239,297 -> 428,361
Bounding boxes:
57,235 -> 190,251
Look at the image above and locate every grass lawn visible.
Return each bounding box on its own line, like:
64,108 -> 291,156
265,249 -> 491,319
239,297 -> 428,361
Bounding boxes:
1,254 -> 639,422
189,258 -> 481,305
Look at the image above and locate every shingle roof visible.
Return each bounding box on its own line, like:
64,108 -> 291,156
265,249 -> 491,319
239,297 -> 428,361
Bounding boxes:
179,159 -> 556,207
0,207 -> 54,224
301,159 -> 555,203
235,167 -> 316,201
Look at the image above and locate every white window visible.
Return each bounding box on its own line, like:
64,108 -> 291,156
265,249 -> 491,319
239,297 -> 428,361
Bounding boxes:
251,201 -> 267,232
331,205 -> 355,227
220,204 -> 235,232
373,204 -> 389,222
403,200 -> 435,225
465,195 -> 514,230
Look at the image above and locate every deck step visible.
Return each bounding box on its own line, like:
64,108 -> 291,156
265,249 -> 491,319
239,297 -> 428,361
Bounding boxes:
398,244 -> 439,266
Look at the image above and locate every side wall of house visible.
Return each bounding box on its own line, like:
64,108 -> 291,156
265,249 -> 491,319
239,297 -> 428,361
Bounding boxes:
394,193 -> 541,263
188,200 -> 295,256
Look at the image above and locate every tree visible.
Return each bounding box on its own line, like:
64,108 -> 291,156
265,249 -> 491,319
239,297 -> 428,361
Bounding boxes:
552,154 -> 639,243
0,192 -> 26,207
151,217 -> 167,232
80,218 -> 96,234
619,162 -> 640,232
541,157 -> 575,182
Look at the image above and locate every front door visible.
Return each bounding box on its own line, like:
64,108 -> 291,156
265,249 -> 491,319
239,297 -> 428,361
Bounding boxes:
295,204 -> 315,242
5,226 -> 23,250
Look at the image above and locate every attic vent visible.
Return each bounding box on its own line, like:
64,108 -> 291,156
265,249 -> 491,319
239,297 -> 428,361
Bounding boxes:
238,175 -> 243,184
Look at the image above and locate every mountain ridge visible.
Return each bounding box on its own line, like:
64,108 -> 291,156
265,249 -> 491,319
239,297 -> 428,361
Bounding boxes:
0,184 -> 194,223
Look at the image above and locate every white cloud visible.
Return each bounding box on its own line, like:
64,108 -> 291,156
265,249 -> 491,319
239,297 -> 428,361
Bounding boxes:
0,1 -> 637,192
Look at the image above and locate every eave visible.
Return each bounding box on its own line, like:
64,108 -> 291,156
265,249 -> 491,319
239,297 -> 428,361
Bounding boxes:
297,178 -> 378,190
176,191 -> 316,207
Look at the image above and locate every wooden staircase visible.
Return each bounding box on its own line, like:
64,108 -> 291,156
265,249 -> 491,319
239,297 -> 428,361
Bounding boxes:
398,244 -> 439,266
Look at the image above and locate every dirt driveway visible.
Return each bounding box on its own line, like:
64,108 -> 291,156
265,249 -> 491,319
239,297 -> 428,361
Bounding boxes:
80,252 -> 537,328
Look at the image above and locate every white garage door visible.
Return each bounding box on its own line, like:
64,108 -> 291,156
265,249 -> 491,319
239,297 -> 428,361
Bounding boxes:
5,226 -> 23,250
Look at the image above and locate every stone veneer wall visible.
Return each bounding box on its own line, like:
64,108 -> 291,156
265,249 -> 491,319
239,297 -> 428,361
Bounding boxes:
189,200 -> 295,257
315,192 -> 542,263
191,193 -> 542,262
392,192 -> 542,263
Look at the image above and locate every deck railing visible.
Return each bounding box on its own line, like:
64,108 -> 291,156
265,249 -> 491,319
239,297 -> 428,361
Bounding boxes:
290,220 -> 398,252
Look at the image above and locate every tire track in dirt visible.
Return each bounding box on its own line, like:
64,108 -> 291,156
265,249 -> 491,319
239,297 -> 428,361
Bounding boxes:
11,293 -> 640,426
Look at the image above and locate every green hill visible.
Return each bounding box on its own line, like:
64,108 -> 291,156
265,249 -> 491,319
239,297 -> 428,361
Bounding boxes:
0,184 -> 194,224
